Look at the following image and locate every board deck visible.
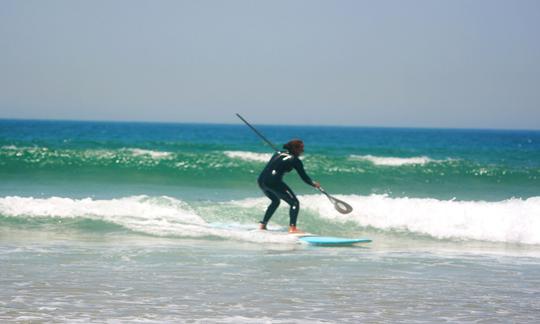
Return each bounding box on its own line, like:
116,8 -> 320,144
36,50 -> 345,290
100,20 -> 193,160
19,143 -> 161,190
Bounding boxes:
298,236 -> 372,246
211,224 -> 372,246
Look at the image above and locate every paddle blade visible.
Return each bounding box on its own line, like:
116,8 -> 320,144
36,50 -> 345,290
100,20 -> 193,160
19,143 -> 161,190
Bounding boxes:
319,188 -> 353,214
329,196 -> 353,214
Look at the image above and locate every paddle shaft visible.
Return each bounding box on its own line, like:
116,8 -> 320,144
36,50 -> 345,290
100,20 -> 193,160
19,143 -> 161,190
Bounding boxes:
236,113 -> 280,153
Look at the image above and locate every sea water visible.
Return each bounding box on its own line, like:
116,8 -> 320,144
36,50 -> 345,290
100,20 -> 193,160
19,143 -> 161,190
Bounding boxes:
1,120 -> 539,322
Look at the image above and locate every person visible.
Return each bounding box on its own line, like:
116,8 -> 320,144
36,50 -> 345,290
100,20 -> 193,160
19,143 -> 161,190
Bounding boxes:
257,139 -> 320,233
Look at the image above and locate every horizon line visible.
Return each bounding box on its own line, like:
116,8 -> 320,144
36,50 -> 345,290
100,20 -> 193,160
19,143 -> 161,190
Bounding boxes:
1,117 -> 539,132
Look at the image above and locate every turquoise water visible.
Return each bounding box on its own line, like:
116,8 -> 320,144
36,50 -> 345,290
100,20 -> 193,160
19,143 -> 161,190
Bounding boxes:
1,120 -> 539,201
1,119 -> 540,322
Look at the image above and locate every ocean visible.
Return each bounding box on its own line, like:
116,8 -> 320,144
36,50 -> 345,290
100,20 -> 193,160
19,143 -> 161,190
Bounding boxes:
1,119 -> 539,322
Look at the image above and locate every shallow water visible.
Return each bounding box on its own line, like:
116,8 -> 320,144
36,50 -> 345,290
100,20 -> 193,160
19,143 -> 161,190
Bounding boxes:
2,231 -> 540,323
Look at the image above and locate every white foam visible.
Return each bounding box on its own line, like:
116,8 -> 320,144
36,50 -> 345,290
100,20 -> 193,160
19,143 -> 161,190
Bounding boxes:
300,194 -> 540,245
4,194 -> 537,245
0,145 -> 48,154
126,148 -> 172,159
0,195 -> 203,232
224,151 -> 272,162
1,146 -> 173,160
0,196 -> 296,244
1,145 -> 19,150
349,154 -> 440,166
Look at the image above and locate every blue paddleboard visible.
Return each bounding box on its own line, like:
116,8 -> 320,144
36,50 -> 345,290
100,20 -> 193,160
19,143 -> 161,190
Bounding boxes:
299,236 -> 372,246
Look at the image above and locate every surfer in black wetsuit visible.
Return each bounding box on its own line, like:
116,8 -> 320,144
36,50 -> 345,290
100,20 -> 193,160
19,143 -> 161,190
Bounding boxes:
258,139 -> 320,233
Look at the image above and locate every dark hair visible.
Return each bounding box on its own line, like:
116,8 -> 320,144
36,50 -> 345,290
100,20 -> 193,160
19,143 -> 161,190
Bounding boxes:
283,139 -> 304,156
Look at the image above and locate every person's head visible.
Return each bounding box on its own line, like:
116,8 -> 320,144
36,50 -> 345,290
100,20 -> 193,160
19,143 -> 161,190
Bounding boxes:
283,139 -> 304,156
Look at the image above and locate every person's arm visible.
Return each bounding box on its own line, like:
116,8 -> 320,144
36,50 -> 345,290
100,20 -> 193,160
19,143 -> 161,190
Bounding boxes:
293,158 -> 318,187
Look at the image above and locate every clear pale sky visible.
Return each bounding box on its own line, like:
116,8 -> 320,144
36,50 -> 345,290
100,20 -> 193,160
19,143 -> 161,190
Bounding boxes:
1,0 -> 539,129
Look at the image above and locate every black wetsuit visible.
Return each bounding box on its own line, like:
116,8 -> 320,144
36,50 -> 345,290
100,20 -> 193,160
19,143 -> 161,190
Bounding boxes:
258,152 -> 315,226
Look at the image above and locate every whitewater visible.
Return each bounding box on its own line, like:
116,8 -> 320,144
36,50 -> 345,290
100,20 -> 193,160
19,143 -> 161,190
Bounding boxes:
2,194 -> 539,245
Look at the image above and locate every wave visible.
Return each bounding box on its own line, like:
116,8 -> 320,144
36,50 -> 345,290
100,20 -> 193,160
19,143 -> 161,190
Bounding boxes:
298,194 -> 540,245
1,145 -> 532,182
349,154 -> 447,166
1,145 -> 172,160
0,196 -> 296,244
232,194 -> 540,245
2,194 -> 539,245
124,148 -> 173,159
223,151 -> 272,162
0,146 -> 265,171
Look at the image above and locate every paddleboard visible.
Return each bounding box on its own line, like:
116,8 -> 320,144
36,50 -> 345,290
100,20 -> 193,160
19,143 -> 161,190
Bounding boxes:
298,236 -> 372,246
255,230 -> 372,246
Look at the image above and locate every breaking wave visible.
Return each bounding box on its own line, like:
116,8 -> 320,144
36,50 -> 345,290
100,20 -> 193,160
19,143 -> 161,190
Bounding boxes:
223,151 -> 272,162
2,194 -> 539,245
349,154 -> 448,166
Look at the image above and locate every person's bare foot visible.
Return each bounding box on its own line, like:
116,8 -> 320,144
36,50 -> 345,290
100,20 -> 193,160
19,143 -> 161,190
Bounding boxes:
288,225 -> 304,234
259,223 -> 267,230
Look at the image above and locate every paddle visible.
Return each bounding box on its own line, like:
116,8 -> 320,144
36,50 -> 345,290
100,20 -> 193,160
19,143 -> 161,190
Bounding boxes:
317,187 -> 353,214
236,113 -> 353,214
235,113 -> 280,152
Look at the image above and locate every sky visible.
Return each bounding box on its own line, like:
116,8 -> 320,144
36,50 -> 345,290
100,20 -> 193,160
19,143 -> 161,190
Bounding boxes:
1,0 -> 539,129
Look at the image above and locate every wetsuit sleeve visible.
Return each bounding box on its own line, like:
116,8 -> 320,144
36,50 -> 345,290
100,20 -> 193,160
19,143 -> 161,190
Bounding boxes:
293,158 -> 315,186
